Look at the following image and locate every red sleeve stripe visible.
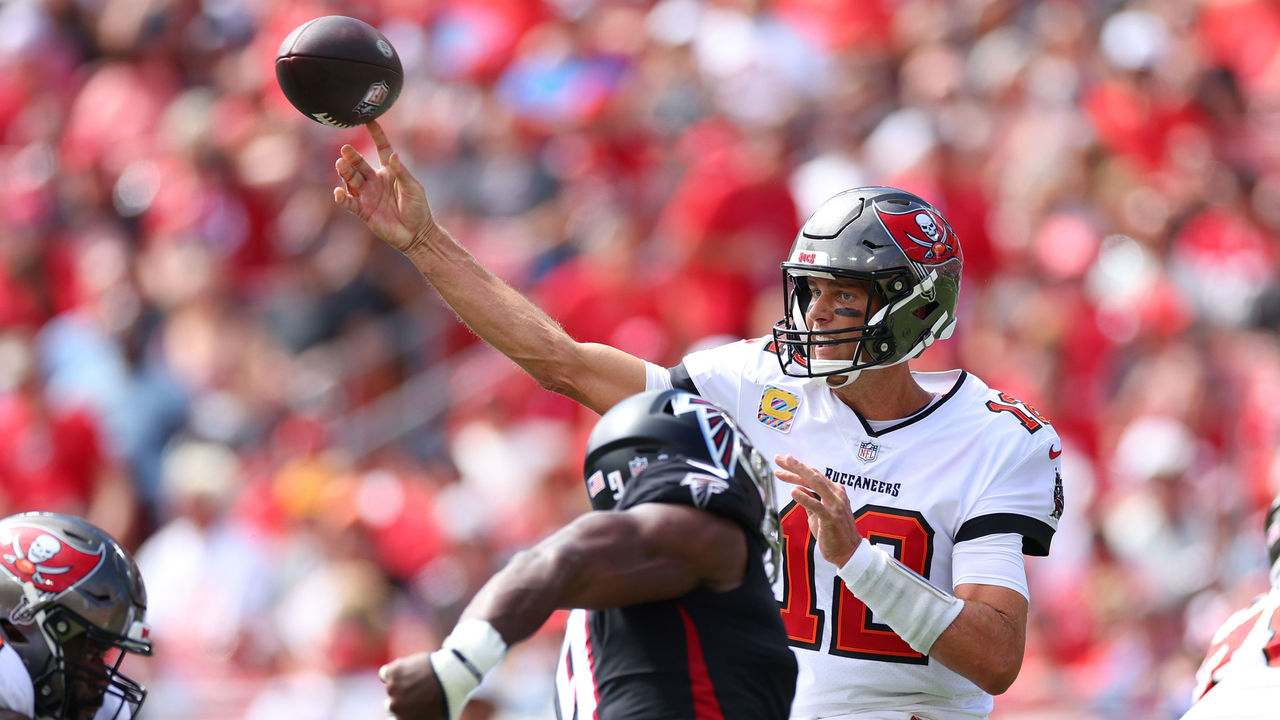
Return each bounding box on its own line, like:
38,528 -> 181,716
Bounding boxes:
678,606 -> 724,720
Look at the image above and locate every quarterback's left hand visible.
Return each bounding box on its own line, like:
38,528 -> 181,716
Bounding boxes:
380,651 -> 446,720
775,454 -> 864,567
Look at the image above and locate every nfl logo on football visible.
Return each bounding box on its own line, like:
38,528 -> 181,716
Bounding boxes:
355,81 -> 390,117
858,441 -> 878,463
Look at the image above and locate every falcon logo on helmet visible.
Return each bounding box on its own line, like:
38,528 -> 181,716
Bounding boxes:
681,472 -> 731,508
672,393 -> 737,475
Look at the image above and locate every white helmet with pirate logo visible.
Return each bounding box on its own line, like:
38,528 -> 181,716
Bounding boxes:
0,513 -> 151,720
772,187 -> 963,387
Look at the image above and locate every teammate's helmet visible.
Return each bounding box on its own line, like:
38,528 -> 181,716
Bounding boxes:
772,187 -> 962,387
583,389 -> 782,582
1267,494 -> 1280,586
0,513 -> 152,720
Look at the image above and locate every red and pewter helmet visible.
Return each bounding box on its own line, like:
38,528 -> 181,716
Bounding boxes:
0,513 -> 151,720
772,187 -> 963,388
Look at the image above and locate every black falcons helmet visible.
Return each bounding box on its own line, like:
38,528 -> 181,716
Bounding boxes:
0,513 -> 152,720
583,389 -> 782,582
772,187 -> 962,387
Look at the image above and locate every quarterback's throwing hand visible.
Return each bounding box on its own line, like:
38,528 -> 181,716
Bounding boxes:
774,454 -> 863,567
333,120 -> 436,256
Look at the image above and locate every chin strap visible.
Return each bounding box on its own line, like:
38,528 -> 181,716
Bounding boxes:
810,369 -> 860,389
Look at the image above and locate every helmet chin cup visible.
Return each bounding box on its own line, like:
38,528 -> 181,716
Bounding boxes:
810,366 -> 861,389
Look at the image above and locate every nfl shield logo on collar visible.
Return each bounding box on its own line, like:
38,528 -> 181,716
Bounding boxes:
858,441 -> 878,463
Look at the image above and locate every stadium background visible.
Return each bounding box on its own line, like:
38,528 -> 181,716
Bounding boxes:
1,0 -> 1277,717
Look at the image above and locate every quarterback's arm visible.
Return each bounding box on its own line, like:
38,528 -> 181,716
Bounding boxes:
928,583 -> 1027,694
0,711 -> 30,720
334,122 -> 647,414
379,504 -> 747,719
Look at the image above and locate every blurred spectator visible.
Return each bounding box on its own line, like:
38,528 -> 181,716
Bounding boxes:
133,438 -> 276,714
0,330 -> 138,545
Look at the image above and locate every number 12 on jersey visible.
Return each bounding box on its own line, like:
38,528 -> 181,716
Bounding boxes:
778,502 -> 936,664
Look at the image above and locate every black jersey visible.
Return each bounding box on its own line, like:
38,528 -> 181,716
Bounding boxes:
554,458 -> 797,720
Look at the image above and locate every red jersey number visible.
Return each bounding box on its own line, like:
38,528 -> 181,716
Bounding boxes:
985,392 -> 1050,434
778,502 -> 935,664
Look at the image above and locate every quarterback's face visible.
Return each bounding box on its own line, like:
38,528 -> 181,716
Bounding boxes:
803,277 -> 878,361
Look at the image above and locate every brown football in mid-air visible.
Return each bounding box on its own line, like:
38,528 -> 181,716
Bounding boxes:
275,15 -> 403,128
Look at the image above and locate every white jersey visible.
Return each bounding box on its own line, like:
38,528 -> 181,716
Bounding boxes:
654,337 -> 1063,720
0,642 -> 34,718
1182,585 -> 1280,720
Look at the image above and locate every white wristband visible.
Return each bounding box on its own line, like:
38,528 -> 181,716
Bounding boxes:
428,619 -> 508,720
836,540 -> 964,655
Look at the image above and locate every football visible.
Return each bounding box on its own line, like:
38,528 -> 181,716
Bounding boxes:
275,15 -> 403,129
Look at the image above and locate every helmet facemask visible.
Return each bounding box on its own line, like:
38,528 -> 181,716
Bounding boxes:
737,437 -> 783,585
4,599 -> 149,720
773,267 -> 954,388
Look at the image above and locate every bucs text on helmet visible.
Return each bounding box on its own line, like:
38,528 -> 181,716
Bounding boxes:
0,513 -> 152,720
582,389 -> 782,583
772,187 -> 962,388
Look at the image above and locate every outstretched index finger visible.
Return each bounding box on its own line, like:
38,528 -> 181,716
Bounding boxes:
366,120 -> 393,168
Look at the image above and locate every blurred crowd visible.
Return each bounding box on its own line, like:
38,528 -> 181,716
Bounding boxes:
2,0 -> 1279,717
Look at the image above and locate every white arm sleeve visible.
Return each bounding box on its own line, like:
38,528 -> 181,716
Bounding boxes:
644,361 -> 674,391
837,541 -> 964,655
0,643 -> 34,718
952,532 -> 1029,600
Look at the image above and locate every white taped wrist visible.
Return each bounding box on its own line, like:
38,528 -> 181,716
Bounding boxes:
428,619 -> 508,720
837,541 -> 964,655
